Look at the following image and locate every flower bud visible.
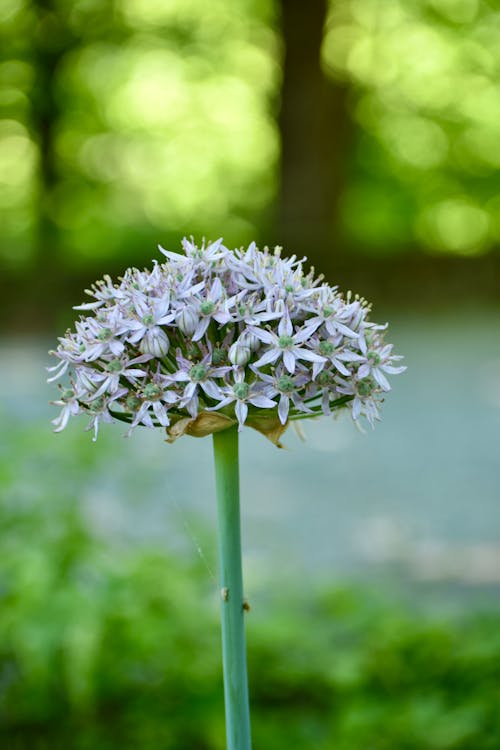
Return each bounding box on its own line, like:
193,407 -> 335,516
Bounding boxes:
176,306 -> 198,336
229,342 -> 251,366
140,327 -> 170,357
239,331 -> 260,352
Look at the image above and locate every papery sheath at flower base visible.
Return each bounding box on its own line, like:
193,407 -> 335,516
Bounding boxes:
49,237 -> 405,750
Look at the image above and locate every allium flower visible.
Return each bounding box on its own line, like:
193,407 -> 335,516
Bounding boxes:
207,369 -> 276,429
249,312 -> 325,374
49,238 -> 405,443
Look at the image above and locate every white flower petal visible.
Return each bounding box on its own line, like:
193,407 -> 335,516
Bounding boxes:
249,395 -> 276,409
235,400 -> 248,428
283,350 -> 296,373
253,349 -> 281,369
278,394 -> 290,424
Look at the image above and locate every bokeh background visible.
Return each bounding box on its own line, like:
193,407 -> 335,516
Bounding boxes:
1,1 -> 500,748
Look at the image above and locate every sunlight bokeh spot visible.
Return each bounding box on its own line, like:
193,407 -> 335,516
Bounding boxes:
379,115 -> 448,169
0,121 -> 37,194
418,199 -> 490,254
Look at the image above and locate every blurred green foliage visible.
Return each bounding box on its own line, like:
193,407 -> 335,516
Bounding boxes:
323,0 -> 500,256
1,0 -> 500,282
0,0 -> 279,271
1,414 -> 500,749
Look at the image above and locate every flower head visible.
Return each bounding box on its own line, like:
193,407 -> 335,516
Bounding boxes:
49,238 -> 405,443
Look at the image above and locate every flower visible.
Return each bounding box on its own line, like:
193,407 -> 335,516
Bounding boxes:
255,365 -> 311,424
249,312 -> 325,374
49,238 -> 405,443
207,369 -> 276,429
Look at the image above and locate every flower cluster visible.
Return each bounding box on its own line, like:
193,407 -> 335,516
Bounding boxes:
48,238 -> 405,443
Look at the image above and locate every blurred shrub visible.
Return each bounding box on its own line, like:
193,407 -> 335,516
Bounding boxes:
0,0 -> 278,273
1,481 -> 500,750
323,0 -> 500,256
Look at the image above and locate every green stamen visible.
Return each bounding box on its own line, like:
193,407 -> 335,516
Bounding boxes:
277,375 -> 295,393
190,364 -> 207,382
278,335 -> 294,349
200,301 -> 215,316
213,348 -> 227,365
319,341 -> 335,356
358,378 -> 374,396
317,371 -> 333,386
97,328 -> 112,341
126,393 -> 140,410
142,383 -> 162,399
233,382 -> 250,400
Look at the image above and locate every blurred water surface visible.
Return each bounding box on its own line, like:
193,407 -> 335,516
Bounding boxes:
1,309 -> 499,604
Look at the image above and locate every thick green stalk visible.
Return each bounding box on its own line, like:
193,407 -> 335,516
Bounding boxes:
213,427 -> 252,750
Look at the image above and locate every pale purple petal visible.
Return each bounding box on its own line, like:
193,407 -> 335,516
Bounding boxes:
332,359 -> 350,377
184,382 -> 196,400
278,394 -> 290,424
235,400 -> 248,428
163,390 -> 181,404
293,321 -> 322,343
383,364 -> 407,375
46,360 -> 69,382
294,348 -> 326,364
213,310 -> 232,325
340,351 -> 364,362
73,301 -> 103,311
207,396 -> 234,410
249,326 -> 275,345
283,350 -> 296,373
152,401 -> 170,426
373,369 -> 391,391
158,244 -> 184,260
109,340 -> 125,356
312,360 -> 325,379
253,349 -> 281,368
210,277 -> 223,301
248,395 -> 276,409
201,380 -> 223,399
357,364 -> 370,379
124,368 -> 148,378
278,314 -> 292,337
352,397 -> 362,420
192,317 -> 211,341
186,394 -> 199,417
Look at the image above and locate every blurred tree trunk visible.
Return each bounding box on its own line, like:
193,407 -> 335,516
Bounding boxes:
28,0 -> 75,325
24,1 -> 118,328
276,0 -> 352,269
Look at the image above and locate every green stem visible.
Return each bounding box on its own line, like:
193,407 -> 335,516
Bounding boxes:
213,427 -> 252,750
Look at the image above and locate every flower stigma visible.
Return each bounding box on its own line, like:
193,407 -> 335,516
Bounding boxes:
278,335 -> 294,349
233,382 -> 250,400
190,364 -> 208,382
